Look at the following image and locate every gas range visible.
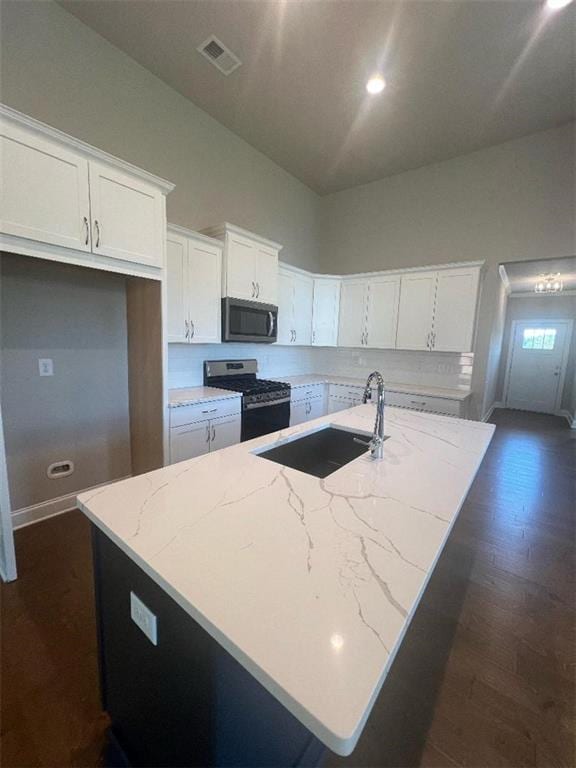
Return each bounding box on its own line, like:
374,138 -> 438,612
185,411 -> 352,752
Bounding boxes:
204,360 -> 291,440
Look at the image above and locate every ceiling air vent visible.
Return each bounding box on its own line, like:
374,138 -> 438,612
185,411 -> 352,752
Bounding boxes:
197,36 -> 241,76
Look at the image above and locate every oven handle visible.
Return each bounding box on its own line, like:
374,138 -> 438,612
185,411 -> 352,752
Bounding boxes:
244,396 -> 291,410
267,311 -> 276,337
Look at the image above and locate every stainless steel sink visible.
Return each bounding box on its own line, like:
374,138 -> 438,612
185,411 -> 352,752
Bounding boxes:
255,425 -> 387,479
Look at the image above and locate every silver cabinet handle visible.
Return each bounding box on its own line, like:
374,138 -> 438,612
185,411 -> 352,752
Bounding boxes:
365,331 -> 368,346
426,332 -> 431,350
431,331 -> 436,349
256,282 -> 260,298
83,216 -> 89,246
201,408 -> 218,415
190,321 -> 195,340
312,330 -> 316,344
93,220 -> 101,248
185,320 -> 190,340
205,424 -> 210,443
294,330 -> 297,344
410,400 -> 427,406
211,424 -> 216,442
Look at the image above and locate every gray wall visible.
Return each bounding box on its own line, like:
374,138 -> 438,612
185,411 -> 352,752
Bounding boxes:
0,254 -> 131,510
0,0 -> 321,271
496,294 -> 576,415
319,124 -> 575,418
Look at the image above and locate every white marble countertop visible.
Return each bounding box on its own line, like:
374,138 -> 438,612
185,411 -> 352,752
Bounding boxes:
281,374 -> 471,401
169,386 -> 242,408
78,405 -> 494,756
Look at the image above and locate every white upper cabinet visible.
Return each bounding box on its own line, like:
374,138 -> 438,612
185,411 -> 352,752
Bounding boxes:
432,267 -> 480,352
166,231 -> 189,344
0,106 -> 173,276
396,267 -> 481,352
277,266 -> 313,345
338,279 -> 368,348
166,225 -> 222,344
312,278 -> 340,346
202,223 -> 281,305
0,120 -> 91,253
88,161 -> 164,268
396,271 -> 437,350
255,244 -> 279,305
365,276 -> 400,349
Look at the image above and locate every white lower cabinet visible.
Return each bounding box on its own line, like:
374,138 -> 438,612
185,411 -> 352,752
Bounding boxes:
385,391 -> 463,417
170,421 -> 212,464
169,398 -> 241,463
327,384 -> 364,413
289,385 -> 326,426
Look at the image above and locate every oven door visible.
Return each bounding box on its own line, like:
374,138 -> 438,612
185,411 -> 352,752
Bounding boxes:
242,399 -> 290,441
222,298 -> 277,343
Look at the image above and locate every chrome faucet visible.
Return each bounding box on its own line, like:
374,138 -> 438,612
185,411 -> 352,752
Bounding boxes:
354,371 -> 385,459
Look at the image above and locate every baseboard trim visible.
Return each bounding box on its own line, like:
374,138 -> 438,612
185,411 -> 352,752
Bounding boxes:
557,410 -> 576,429
481,402 -> 503,423
11,476 -> 131,530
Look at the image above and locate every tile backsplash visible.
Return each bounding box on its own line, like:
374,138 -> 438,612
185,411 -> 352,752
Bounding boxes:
168,344 -> 473,391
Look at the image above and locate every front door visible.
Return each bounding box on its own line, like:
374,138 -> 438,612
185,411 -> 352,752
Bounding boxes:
505,320 -> 572,414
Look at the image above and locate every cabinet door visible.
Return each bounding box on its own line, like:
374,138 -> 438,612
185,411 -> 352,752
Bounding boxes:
338,280 -> 368,348
396,272 -> 436,350
0,121 -> 91,252
209,415 -> 241,453
225,233 -> 257,300
307,398 -> 325,421
365,277 -> 400,349
433,268 -> 480,352
166,232 -> 189,343
289,400 -> 309,426
170,422 -> 210,464
255,245 -> 278,304
292,273 -> 314,346
188,239 -> 222,344
312,279 -> 340,346
89,161 -> 164,267
277,270 -> 295,345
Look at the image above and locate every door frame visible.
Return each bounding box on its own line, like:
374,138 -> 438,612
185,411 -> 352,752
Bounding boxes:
503,318 -> 574,414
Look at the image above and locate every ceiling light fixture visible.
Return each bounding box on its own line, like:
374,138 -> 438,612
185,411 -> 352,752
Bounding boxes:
366,76 -> 386,95
546,0 -> 573,10
534,273 -> 563,294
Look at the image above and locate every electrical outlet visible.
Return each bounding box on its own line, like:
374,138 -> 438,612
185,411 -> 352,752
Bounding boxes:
38,358 -> 54,377
130,592 -> 157,645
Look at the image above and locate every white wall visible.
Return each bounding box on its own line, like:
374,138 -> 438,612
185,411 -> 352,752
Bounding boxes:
0,0 -> 321,272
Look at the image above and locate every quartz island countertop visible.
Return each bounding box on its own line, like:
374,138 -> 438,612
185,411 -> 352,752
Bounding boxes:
78,405 -> 494,756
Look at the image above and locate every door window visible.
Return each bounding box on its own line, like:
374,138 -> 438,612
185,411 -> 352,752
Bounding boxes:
521,328 -> 557,351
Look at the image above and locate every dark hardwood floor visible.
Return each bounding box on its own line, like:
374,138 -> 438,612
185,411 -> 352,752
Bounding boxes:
1,409 -> 574,768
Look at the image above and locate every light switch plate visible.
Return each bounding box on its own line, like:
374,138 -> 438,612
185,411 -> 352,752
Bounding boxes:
130,591 -> 158,645
38,358 -> 54,376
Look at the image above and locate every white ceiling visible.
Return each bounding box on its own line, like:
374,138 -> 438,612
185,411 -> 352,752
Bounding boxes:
59,0 -> 575,195
501,256 -> 576,294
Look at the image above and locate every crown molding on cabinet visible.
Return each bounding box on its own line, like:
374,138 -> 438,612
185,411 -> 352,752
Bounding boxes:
201,222 -> 283,252
167,223 -> 223,249
280,259 -> 485,282
0,104 -> 175,195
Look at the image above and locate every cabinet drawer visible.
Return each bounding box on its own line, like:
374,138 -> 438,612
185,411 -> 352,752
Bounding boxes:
291,384 -> 325,403
170,397 -> 241,428
385,391 -> 461,417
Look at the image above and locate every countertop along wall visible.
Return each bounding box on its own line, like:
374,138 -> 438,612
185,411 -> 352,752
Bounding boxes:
319,125 -> 576,419
0,0 -> 321,272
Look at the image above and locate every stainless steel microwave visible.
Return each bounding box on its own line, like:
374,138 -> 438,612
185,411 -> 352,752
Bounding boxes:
221,298 -> 278,343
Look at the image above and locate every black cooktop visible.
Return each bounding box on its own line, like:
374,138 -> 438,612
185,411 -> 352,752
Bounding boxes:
210,377 -> 289,395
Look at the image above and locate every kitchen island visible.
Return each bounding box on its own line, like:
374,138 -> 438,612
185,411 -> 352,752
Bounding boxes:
78,404 -> 494,766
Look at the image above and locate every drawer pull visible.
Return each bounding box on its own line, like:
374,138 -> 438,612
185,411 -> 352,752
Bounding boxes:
202,408 -> 218,414
410,400 -> 427,406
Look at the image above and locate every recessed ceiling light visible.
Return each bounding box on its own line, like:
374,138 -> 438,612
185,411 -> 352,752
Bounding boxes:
546,0 -> 572,9
366,76 -> 386,95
